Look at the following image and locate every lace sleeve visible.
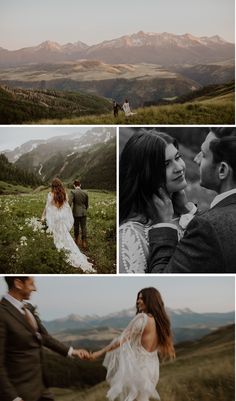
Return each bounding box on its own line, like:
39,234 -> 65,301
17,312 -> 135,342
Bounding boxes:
119,223 -> 148,273
104,313 -> 147,353
120,313 -> 147,345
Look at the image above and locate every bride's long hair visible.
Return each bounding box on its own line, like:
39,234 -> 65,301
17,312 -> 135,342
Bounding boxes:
119,129 -> 179,225
51,178 -> 66,208
136,287 -> 175,360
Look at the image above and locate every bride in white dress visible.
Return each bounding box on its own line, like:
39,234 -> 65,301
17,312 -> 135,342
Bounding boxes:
90,287 -> 175,401
41,178 -> 94,272
122,99 -> 136,117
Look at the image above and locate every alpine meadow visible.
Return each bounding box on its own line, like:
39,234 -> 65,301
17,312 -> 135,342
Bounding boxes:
0,127 -> 116,274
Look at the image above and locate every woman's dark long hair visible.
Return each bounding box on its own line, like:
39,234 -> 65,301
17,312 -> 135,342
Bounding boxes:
119,129 -> 178,224
51,178 -> 66,208
136,287 -> 175,360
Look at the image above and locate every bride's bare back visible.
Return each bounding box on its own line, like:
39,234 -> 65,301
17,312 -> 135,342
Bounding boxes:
141,315 -> 158,352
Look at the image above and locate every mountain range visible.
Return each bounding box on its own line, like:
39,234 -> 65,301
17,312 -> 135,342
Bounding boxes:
3,128 -> 116,190
43,306 -> 235,343
4,128 -> 115,162
0,31 -> 234,66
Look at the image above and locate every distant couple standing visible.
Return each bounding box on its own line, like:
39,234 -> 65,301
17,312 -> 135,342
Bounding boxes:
113,99 -> 136,118
0,276 -> 174,401
119,127 -> 236,273
41,179 -> 94,273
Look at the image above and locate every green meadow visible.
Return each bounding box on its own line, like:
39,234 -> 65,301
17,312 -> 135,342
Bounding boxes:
0,189 -> 116,274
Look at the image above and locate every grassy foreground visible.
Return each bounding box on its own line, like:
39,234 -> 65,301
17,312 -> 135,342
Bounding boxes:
0,189 -> 116,274
51,324 -> 235,401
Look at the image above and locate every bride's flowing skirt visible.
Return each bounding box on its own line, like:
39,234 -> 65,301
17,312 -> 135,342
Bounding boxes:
46,202 -> 94,272
103,341 -> 160,401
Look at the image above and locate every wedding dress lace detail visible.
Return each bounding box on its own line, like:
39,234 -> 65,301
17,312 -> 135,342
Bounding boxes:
119,217 -> 189,273
45,193 -> 94,272
119,222 -> 149,273
103,313 -> 160,401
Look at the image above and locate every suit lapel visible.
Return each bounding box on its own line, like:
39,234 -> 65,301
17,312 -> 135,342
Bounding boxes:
1,297 -> 37,334
196,193 -> 236,217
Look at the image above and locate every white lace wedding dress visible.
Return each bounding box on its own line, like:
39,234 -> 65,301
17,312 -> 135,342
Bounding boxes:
45,193 -> 94,272
103,313 -> 160,401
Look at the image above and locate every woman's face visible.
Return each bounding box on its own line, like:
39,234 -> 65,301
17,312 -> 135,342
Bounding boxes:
165,144 -> 187,194
137,292 -> 147,313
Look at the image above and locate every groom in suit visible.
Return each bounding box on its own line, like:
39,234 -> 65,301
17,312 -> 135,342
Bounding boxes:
147,127 -> 236,273
69,180 -> 89,250
0,276 -> 89,401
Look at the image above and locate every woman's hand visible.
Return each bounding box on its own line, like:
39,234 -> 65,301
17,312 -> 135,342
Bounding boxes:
152,188 -> 174,223
89,350 -> 104,360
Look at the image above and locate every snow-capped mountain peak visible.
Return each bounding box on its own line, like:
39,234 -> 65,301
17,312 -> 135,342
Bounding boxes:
35,40 -> 62,52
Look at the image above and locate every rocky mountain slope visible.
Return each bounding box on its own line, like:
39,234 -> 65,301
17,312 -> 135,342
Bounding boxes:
0,31 -> 234,66
4,128 -> 116,190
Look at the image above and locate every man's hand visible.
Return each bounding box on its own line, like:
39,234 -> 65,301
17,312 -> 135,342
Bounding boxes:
72,348 -> 90,359
152,189 -> 173,223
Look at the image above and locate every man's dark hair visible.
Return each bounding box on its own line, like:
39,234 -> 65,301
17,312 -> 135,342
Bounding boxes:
5,276 -> 29,289
74,180 -> 80,187
210,136 -> 236,181
211,127 -> 236,138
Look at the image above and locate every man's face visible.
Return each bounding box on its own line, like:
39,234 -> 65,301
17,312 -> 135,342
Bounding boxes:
194,131 -> 219,191
15,277 -> 36,300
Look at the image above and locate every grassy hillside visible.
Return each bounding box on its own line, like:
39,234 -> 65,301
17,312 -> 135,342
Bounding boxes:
0,180 -> 33,195
32,82 -> 234,125
0,81 -> 234,124
51,324 -> 235,401
0,85 -> 112,124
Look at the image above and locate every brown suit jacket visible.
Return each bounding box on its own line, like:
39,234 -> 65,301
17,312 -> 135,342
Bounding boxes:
0,298 -> 70,401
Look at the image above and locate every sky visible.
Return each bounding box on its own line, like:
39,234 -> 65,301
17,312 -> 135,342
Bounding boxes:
0,0 -> 234,50
0,276 -> 234,320
0,127 -> 89,151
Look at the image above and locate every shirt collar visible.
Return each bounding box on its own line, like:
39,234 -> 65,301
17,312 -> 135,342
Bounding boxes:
210,188 -> 236,209
4,293 -> 24,313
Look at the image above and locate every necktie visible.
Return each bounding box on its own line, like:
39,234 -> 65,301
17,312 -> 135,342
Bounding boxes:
22,304 -> 38,331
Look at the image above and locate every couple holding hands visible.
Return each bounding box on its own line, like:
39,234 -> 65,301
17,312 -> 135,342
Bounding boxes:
0,276 -> 174,401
